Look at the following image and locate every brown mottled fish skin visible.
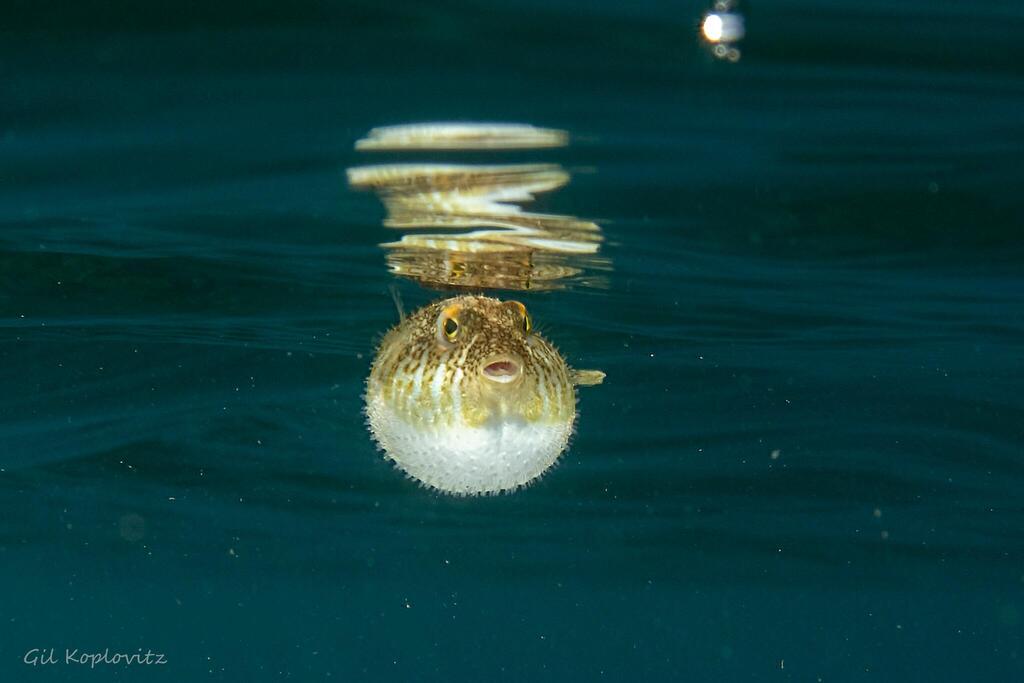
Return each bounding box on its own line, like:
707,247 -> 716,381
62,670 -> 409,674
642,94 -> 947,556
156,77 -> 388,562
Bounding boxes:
366,295 -> 576,429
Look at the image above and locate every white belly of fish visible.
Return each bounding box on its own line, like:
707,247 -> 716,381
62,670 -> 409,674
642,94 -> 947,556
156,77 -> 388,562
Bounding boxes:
365,394 -> 575,495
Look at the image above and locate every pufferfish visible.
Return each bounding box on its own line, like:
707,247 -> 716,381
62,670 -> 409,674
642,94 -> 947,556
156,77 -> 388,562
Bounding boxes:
364,295 -> 604,495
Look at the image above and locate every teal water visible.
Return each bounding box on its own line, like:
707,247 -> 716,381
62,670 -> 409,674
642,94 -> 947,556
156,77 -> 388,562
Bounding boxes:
2,1 -> 1023,680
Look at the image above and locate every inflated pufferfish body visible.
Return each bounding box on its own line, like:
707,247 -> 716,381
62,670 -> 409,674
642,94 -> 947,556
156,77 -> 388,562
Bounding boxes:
365,295 -> 603,495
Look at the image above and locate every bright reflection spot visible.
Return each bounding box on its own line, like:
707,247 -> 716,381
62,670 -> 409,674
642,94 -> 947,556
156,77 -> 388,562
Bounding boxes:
702,12 -> 745,43
702,14 -> 724,42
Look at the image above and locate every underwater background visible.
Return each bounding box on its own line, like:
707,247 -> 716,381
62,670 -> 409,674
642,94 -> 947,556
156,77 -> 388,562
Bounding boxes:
2,0 -> 1023,679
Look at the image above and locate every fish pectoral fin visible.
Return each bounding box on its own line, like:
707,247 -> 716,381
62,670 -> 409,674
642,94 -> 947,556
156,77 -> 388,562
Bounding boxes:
571,369 -> 606,387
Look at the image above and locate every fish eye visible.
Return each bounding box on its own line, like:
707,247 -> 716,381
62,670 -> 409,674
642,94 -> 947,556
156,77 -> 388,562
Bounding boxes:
507,300 -> 531,335
437,305 -> 460,344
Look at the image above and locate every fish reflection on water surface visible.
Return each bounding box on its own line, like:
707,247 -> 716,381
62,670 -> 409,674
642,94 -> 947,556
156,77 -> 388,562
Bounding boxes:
347,161 -> 607,292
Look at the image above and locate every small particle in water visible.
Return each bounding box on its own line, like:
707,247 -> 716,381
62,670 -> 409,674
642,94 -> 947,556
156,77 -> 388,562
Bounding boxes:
770,449 -> 781,460
118,513 -> 146,542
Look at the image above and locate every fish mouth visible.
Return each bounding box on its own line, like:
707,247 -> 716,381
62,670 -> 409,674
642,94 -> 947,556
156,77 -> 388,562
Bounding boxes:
481,356 -> 523,385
